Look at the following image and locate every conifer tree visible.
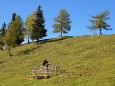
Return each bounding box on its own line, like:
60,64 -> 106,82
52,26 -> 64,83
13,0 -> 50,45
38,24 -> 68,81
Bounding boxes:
88,10 -> 112,35
10,13 -> 24,45
53,9 -> 71,37
31,5 -> 47,43
25,12 -> 35,43
4,23 -> 17,56
0,22 -> 6,50
4,13 -> 24,56
12,13 -> 16,22
0,22 -> 6,37
14,15 -> 24,45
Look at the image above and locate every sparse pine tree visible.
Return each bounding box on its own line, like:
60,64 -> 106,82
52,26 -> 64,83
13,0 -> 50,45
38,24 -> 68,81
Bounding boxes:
87,10 -> 112,35
30,5 -> 47,44
53,9 -> 71,37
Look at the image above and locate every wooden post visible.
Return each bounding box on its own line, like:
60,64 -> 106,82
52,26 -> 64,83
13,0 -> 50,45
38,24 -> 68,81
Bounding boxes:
55,65 -> 60,75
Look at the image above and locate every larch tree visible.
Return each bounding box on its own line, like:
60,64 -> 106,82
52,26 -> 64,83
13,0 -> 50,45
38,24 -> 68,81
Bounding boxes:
53,9 -> 71,37
4,13 -> 24,56
87,10 -> 112,35
4,23 -> 17,56
25,12 -> 35,43
31,5 -> 47,44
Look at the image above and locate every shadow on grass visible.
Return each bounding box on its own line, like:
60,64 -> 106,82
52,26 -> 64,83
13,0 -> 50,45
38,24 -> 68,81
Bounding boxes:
14,36 -> 73,56
17,45 -> 41,56
40,36 -> 74,44
0,61 -> 3,64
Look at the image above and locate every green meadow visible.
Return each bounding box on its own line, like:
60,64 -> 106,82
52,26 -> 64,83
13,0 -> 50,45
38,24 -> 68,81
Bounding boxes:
0,35 -> 115,86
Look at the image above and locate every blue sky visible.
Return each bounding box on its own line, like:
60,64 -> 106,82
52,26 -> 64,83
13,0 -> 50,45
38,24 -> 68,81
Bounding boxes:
0,0 -> 115,39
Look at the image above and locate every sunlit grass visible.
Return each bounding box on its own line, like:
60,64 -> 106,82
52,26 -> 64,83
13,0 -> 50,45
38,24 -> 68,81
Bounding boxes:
0,35 -> 115,86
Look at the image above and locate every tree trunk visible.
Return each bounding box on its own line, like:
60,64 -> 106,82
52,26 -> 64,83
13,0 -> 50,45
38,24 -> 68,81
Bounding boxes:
28,35 -> 30,43
99,28 -> 102,35
8,40 -> 12,57
60,27 -> 63,37
8,47 -> 12,57
0,42 -> 4,50
36,38 -> 39,44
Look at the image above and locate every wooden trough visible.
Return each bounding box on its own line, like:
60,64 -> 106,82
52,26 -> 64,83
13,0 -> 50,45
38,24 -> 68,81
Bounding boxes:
29,60 -> 60,79
29,65 -> 60,79
30,66 -> 54,79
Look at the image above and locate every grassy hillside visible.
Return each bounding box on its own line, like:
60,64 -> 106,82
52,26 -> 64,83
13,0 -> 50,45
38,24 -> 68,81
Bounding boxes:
0,35 -> 115,86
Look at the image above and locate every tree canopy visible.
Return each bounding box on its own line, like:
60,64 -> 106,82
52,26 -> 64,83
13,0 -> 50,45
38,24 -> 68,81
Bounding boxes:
0,22 -> 6,37
53,9 -> 71,37
0,22 -> 6,50
88,10 -> 112,35
25,12 -> 35,30
4,13 -> 24,56
31,5 -> 47,43
25,12 -> 35,43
